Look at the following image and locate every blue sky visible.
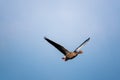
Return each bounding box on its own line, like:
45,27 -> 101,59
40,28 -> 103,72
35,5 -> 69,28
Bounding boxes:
0,0 -> 120,80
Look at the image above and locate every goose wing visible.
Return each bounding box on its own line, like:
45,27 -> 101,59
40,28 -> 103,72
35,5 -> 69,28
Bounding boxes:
44,37 -> 70,55
74,37 -> 90,52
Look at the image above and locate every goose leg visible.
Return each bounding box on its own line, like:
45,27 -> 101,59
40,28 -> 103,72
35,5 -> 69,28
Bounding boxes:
62,56 -> 67,61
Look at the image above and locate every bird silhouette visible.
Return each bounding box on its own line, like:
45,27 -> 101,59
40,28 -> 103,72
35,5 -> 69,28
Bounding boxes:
44,37 -> 90,61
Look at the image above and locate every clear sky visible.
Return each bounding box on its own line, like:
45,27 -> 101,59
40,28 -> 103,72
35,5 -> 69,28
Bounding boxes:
0,0 -> 120,80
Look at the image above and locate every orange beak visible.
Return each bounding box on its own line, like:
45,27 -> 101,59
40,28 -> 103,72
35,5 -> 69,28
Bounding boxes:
79,50 -> 83,54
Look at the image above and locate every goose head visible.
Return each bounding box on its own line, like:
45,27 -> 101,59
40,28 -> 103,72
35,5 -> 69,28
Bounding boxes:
78,50 -> 83,54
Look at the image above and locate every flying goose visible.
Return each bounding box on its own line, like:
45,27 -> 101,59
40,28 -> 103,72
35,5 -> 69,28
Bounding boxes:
44,37 -> 90,61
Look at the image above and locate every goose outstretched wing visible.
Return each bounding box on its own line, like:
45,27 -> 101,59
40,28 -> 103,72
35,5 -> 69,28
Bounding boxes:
44,37 -> 70,55
74,37 -> 90,52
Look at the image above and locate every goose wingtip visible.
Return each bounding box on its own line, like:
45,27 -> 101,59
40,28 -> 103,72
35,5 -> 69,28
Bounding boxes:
44,36 -> 47,40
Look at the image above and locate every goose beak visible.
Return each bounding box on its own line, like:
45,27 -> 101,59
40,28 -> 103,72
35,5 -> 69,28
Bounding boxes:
79,50 -> 83,54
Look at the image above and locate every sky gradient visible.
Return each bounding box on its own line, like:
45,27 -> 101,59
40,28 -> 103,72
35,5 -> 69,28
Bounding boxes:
0,0 -> 120,80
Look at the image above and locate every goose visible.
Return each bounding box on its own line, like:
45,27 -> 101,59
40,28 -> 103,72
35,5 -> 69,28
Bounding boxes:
44,37 -> 90,61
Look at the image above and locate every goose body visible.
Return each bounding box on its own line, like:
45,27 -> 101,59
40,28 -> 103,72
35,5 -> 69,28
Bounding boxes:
44,37 -> 90,61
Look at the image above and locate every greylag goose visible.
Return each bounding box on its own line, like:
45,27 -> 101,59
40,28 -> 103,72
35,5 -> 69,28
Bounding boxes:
44,37 -> 90,61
